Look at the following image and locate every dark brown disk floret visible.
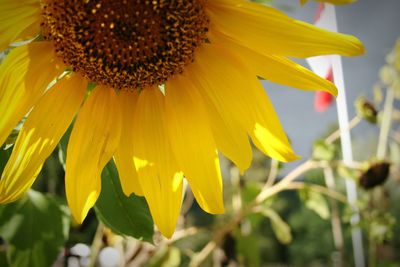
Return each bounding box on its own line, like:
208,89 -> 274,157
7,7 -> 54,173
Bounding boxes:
41,0 -> 209,89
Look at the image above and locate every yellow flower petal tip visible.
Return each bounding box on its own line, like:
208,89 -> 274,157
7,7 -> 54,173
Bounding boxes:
69,191 -> 99,225
346,36 -> 366,56
325,82 -> 338,97
205,205 -> 225,215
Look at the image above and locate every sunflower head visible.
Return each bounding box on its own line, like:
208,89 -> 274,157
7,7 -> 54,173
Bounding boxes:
41,0 -> 209,90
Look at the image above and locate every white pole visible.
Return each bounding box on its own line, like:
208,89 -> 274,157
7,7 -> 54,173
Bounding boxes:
326,5 -> 365,267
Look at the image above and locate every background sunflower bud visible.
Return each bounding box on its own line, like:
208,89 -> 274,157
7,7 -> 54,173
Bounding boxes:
355,97 -> 378,124
359,162 -> 391,189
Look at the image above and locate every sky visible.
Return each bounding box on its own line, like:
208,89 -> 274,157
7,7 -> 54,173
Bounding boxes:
266,0 -> 400,167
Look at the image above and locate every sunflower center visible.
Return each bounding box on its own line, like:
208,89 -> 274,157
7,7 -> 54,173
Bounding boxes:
41,0 -> 209,89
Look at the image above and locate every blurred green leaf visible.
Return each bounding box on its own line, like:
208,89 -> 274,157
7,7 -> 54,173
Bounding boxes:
312,139 -> 336,161
57,124 -> 72,169
337,164 -> 359,180
260,208 -> 292,244
146,246 -> 181,267
241,182 -> 262,204
299,189 -> 330,220
0,146 -> 12,174
235,228 -> 260,267
373,83 -> 383,105
0,250 -> 9,267
380,65 -> 396,86
390,141 -> 400,164
0,190 -> 70,267
94,161 -> 154,242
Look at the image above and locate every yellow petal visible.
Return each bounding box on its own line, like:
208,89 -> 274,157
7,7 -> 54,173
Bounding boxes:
165,75 -> 224,214
113,89 -> 143,197
0,0 -> 41,51
300,0 -> 355,5
207,0 -> 364,58
201,94 -> 252,174
186,54 -> 253,174
210,32 -> 337,95
65,85 -> 121,224
133,87 -> 183,238
0,42 -> 64,147
0,73 -> 87,204
190,45 -> 298,162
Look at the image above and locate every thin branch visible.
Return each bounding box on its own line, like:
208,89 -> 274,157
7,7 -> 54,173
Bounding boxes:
325,116 -> 362,144
189,241 -> 217,267
255,160 -> 317,205
264,159 -> 279,188
377,87 -> 395,159
283,181 -> 348,204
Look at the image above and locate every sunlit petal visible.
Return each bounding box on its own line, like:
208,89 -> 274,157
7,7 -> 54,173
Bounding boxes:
0,42 -> 64,146
133,87 -> 183,238
166,75 -> 224,214
0,73 -> 87,203
65,85 -> 121,224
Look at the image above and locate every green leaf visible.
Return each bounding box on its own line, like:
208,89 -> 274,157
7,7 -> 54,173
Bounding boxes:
0,250 -> 9,267
260,208 -> 292,244
241,182 -> 262,204
312,139 -> 336,161
299,189 -> 330,220
57,124 -> 72,169
145,246 -> 181,267
0,145 -> 12,174
0,190 -> 70,267
234,227 -> 260,267
94,161 -> 154,242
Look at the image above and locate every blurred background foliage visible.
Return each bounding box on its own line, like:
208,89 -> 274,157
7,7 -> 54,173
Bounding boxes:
1,2 -> 400,267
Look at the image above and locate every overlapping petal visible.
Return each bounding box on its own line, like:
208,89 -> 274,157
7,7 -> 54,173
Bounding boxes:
0,0 -> 41,51
132,87 -> 183,238
165,75 -> 224,214
210,31 -> 337,95
0,73 -> 87,203
65,85 -> 121,224
189,44 -> 298,162
114,90 -> 143,197
0,42 -> 64,147
184,70 -> 253,172
207,0 -> 364,58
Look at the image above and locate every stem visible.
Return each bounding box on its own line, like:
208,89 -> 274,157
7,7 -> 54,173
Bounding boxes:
264,159 -> 279,188
231,166 -> 242,213
255,160 -> 317,205
89,222 -> 104,267
377,87 -> 395,159
181,188 -> 194,215
323,166 -> 344,267
189,241 -> 217,267
325,116 -> 361,144
284,182 -> 348,204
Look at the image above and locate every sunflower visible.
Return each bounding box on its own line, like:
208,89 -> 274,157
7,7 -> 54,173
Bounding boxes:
0,0 -> 363,237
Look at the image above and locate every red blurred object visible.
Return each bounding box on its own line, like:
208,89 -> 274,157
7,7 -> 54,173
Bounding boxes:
314,67 -> 334,112
307,3 -> 335,112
